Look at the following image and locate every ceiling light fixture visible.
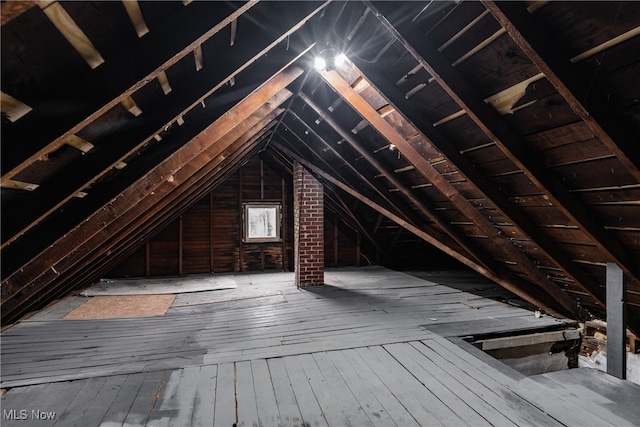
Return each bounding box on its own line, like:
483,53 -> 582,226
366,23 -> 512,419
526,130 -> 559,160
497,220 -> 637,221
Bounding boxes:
313,48 -> 348,71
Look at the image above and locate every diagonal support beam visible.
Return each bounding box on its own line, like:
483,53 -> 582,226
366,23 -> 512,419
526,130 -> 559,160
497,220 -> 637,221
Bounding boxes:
482,1 -> 640,183
1,66 -> 303,321
368,1 -> 639,286
274,142 -> 568,318
346,39 -> 608,310
319,68 -> 587,320
1,1 -> 260,184
297,91 -> 493,272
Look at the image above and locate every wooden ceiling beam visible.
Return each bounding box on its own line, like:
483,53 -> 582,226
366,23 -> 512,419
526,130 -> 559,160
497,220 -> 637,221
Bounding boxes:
274,142 -> 569,318
1,66 -> 302,321
1,1 -> 260,184
37,1 -> 105,69
368,2 -> 639,285
26,116 -> 279,322
348,46 -> 607,311
284,107 -> 409,222
482,1 -> 640,183
319,68 -> 587,320
297,91 -> 493,272
1,10 -> 323,252
122,0 -> 149,38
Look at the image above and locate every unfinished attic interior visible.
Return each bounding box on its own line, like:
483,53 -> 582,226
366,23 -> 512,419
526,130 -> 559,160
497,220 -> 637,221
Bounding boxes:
2,0 -> 640,424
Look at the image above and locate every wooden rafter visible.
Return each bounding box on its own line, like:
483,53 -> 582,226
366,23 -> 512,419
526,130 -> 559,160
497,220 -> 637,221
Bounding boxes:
319,68 -> 587,320
297,91 -> 493,272
367,2 -> 639,285
37,1 -> 105,69
122,0 -> 149,38
284,107 -> 409,222
348,47 -> 608,310
1,66 -> 303,321
274,142 -> 568,318
36,114 -> 281,320
482,1 -> 640,183
0,92 -> 32,122
1,8 -> 323,251
1,1 -> 260,185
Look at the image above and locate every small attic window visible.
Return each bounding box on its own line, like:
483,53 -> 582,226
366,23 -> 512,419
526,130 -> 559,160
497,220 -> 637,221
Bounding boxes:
243,203 -> 282,243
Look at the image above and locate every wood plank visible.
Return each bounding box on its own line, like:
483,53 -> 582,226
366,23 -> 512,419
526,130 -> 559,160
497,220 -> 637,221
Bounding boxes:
122,0 -> 149,38
282,355 -> 329,427
353,346 -> 444,426
296,353 -> 355,426
71,375 -> 128,427
96,372 -> 147,426
251,358 -> 281,426
38,1 -> 104,69
213,362 -> 236,427
122,370 -> 166,426
0,91 -> 32,122
266,358 -> 304,426
51,376 -> 108,427
384,342 -> 496,426
325,350 -> 401,426
190,364 -> 217,426
235,360 -> 259,427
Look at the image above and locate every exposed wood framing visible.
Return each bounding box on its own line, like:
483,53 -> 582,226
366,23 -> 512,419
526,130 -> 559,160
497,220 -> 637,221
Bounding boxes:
64,135 -> 94,153
1,92 -> 32,122
348,47 -> 609,311
274,142 -> 567,318
157,71 -> 172,95
1,1 -> 259,184
38,1 -> 105,69
298,91 -> 492,272
1,180 -> 39,192
122,0 -> 149,38
368,2 -> 639,285
319,68 -> 587,320
1,66 -> 302,321
194,44 -> 204,71
1,0 -> 37,26
483,1 -> 640,183
121,96 -> 143,117
0,10 -> 322,252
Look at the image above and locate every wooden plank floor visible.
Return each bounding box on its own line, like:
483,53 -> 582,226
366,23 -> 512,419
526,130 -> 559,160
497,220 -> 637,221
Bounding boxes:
2,267 -> 638,426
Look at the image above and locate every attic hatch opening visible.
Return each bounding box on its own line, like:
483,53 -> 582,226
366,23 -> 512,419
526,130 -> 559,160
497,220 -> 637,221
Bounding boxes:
462,325 -> 582,377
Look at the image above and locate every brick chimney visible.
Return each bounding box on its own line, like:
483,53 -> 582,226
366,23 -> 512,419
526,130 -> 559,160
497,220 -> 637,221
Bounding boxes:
293,161 -> 324,287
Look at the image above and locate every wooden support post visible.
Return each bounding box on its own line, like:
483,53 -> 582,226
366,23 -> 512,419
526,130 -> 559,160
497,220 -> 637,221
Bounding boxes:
178,216 -> 184,276
239,167 -> 244,272
607,263 -> 626,380
210,191 -> 215,273
281,176 -> 287,271
333,212 -> 339,267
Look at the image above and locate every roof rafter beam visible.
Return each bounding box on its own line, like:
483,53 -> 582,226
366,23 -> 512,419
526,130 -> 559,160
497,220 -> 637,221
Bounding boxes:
274,142 -> 568,318
346,44 -> 607,311
297,91 -> 493,272
482,1 -> 640,183
1,65 -> 303,321
284,107 -> 410,223
319,67 -> 587,320
37,115 -> 280,318
367,1 -> 639,285
1,5 -> 325,251
1,1 -> 260,184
